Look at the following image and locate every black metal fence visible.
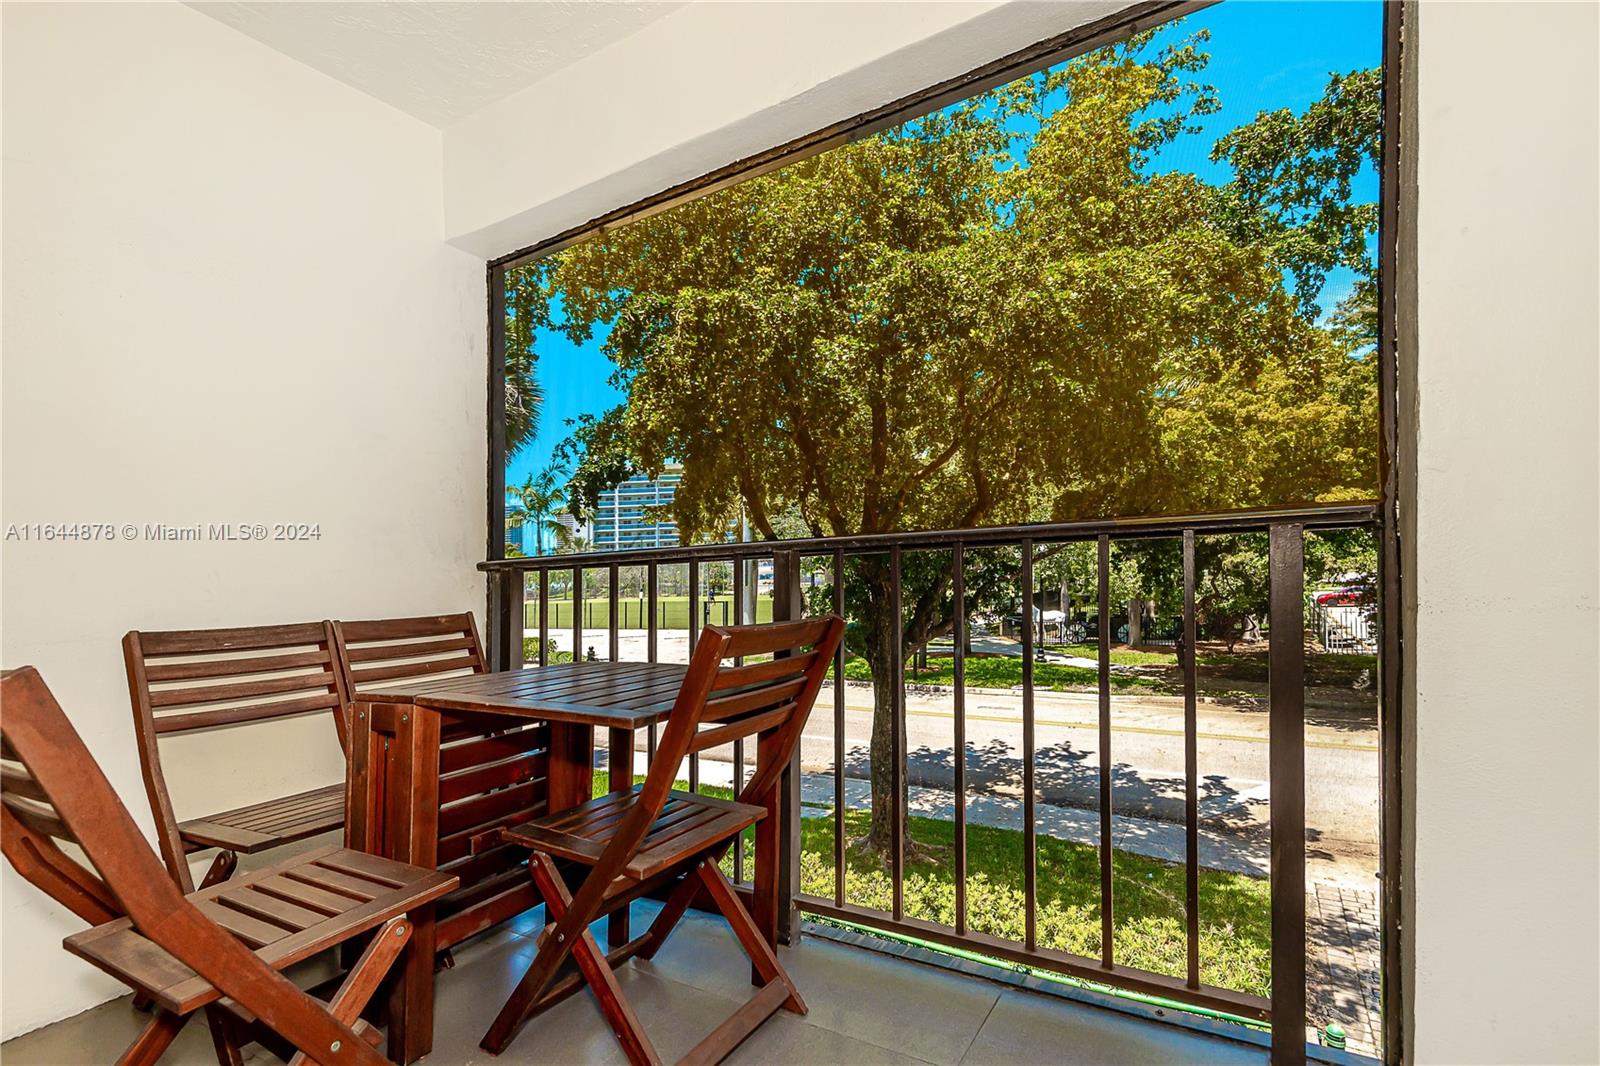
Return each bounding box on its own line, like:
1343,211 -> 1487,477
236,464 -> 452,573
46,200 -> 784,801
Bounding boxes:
481,502 -> 1379,1065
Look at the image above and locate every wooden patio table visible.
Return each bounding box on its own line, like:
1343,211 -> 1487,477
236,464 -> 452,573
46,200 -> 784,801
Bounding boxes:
346,661 -> 790,1063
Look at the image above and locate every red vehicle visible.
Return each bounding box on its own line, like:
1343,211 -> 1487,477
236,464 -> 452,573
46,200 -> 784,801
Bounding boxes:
1316,584 -> 1375,607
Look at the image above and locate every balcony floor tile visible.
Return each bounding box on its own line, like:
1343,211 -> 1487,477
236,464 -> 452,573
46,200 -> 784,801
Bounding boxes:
3,899 -> 1267,1065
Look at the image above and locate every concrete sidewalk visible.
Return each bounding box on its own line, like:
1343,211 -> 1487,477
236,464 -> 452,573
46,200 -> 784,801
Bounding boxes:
621,749 -> 1374,888
619,750 -> 1272,880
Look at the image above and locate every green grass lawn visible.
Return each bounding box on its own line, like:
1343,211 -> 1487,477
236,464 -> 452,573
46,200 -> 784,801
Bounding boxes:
525,595 -> 774,631
591,772 -> 1269,997
847,655 -> 1161,693
1057,643 -> 1178,666
846,646 -> 1373,696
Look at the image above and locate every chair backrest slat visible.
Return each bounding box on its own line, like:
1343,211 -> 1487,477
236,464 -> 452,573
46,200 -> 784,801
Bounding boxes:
1,792 -> 74,843
124,622 -> 349,890
137,623 -> 333,655
700,676 -> 810,724
708,648 -> 825,691
332,614 -> 486,690
342,635 -> 478,663
687,705 -> 795,755
151,692 -> 344,734
597,616 -> 845,876
1,762 -> 51,804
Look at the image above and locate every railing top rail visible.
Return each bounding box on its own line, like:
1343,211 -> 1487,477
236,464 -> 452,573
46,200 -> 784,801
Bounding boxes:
482,501 -> 1378,572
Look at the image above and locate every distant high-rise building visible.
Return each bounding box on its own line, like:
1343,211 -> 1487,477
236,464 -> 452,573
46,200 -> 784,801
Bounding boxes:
592,466 -> 682,551
514,510 -> 586,555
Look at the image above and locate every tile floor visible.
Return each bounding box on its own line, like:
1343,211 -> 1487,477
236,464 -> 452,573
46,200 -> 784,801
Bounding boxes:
3,902 -> 1267,1065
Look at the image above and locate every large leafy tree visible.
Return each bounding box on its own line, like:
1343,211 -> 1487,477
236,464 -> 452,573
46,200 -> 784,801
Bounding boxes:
505,29 -> 1379,855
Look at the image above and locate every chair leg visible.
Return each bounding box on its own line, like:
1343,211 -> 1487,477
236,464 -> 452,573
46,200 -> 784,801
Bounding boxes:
116,1008 -> 189,1066
203,1005 -> 243,1066
287,917 -> 411,1066
479,864 -> 585,1054
635,854 -> 710,961
696,861 -> 806,1015
387,903 -> 437,1066
481,855 -> 661,1065
535,855 -> 660,1066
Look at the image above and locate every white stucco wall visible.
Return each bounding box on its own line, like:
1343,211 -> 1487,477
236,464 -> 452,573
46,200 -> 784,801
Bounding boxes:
442,0 -> 1137,256
1405,3 -> 1599,1063
0,1 -> 484,1036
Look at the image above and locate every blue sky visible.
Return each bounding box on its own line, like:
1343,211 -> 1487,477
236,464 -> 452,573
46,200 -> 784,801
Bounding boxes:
506,0 -> 1382,491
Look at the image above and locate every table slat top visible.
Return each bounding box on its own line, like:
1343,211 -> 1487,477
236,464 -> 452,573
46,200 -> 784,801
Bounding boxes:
355,662 -> 686,728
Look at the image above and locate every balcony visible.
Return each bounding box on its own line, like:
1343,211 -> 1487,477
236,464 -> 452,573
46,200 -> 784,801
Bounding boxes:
476,504 -> 1385,1062
4,1 -> 1597,1063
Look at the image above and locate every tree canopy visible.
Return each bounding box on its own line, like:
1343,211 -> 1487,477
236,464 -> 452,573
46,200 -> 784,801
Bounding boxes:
511,30 -> 1376,542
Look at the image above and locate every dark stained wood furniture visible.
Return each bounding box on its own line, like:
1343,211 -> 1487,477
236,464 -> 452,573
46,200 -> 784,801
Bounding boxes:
0,666 -> 456,1066
477,616 -> 845,1064
346,661 -> 690,933
123,623 -> 352,894
333,613 -> 552,960
347,659 -> 693,1062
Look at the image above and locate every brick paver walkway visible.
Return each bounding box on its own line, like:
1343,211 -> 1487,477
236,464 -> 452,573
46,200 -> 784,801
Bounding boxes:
1306,882 -> 1382,1057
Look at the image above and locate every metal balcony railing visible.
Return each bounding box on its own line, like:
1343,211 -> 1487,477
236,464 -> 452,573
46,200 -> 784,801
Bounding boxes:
480,501 -> 1381,1065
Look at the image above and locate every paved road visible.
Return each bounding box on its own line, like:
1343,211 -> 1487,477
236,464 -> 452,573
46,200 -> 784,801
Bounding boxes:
560,629 -> 1380,878
793,681 -> 1380,867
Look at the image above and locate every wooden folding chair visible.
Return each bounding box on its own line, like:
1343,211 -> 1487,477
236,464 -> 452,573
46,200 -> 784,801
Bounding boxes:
0,666 -> 457,1065
124,623 -> 351,894
477,615 -> 846,1065
332,615 -> 546,952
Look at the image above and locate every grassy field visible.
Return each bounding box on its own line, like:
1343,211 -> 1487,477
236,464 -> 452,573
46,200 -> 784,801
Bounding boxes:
845,655 -> 1161,692
851,647 -> 1374,695
590,772 -> 1269,997
525,595 -> 774,631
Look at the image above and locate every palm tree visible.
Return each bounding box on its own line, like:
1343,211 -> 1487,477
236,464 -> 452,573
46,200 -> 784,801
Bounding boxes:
550,525 -> 592,556
507,462 -> 569,556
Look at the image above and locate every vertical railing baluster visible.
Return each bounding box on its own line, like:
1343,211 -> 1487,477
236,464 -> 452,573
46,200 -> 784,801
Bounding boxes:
1098,533 -> 1114,968
538,569 -> 549,667
607,563 -> 619,662
1021,539 -> 1037,951
505,570 -> 525,671
688,558 -> 700,793
572,564 -> 583,666
606,560 -> 627,950
487,574 -> 503,672
646,561 -> 658,767
732,557 -> 746,883
832,546 -> 846,908
890,546 -> 905,921
953,543 -> 967,936
1269,523 -> 1307,1066
772,551 -> 804,945
1183,530 -> 1200,988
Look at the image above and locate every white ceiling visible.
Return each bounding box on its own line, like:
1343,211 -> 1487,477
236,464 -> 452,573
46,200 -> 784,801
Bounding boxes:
188,1 -> 686,128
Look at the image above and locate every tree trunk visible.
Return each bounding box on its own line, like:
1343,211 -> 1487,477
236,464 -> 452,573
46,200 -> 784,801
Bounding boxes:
858,564 -> 908,858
